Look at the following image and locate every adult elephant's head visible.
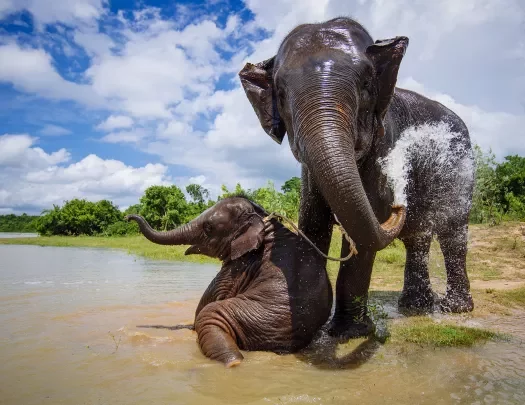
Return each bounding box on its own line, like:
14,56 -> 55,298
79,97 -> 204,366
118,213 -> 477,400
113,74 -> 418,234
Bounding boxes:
125,197 -> 268,261
239,17 -> 407,250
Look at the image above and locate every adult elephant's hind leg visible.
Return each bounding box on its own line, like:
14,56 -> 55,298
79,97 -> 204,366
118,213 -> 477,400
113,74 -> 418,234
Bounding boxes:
398,232 -> 435,314
437,224 -> 474,313
195,302 -> 244,367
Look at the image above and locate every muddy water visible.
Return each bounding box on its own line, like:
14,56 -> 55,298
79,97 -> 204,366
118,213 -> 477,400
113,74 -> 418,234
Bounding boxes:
1,245 -> 525,405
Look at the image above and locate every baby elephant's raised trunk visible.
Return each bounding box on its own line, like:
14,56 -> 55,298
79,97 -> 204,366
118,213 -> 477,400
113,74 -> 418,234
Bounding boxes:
125,214 -> 201,246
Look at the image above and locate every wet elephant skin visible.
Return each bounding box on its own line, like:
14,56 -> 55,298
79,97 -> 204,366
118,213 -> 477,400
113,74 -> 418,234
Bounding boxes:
239,17 -> 475,339
126,197 -> 333,367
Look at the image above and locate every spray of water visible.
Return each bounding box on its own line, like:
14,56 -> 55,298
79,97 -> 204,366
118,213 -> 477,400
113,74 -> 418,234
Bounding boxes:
378,122 -> 475,225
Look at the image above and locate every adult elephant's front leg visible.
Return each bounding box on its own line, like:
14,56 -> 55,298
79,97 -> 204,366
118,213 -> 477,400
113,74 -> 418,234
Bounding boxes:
298,165 -> 334,257
328,238 -> 377,339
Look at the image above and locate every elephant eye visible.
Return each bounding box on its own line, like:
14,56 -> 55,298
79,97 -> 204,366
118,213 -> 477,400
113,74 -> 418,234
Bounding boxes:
203,222 -> 212,235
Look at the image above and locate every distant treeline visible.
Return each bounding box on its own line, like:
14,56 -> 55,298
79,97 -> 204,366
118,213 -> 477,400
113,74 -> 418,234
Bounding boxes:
3,146 -> 524,235
32,177 -> 301,236
470,146 -> 525,224
0,214 -> 39,232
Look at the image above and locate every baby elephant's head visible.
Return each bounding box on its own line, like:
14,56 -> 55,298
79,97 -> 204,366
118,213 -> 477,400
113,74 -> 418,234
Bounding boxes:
126,197 -> 269,261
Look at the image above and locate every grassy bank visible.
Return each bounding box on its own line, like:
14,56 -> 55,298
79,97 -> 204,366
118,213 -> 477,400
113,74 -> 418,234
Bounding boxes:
388,317 -> 508,347
2,222 -> 524,285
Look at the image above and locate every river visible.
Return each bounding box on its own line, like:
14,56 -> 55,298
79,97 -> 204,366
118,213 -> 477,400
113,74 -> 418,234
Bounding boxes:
0,232 -> 38,238
1,244 -> 524,404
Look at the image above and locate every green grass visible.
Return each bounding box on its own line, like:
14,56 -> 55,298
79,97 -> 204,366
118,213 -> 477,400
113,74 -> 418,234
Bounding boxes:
0,235 -> 219,264
485,287 -> 525,308
390,317 -> 506,347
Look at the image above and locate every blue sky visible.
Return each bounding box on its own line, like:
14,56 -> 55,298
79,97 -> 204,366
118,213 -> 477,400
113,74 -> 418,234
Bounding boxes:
0,0 -> 524,214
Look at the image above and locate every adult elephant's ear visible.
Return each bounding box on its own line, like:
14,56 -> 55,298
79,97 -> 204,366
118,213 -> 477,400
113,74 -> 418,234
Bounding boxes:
239,57 -> 286,144
230,217 -> 265,260
366,36 -> 409,137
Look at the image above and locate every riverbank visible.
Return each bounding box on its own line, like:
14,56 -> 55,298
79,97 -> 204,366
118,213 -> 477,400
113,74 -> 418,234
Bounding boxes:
0,234 -> 220,264
1,222 -> 525,349
1,222 -> 524,286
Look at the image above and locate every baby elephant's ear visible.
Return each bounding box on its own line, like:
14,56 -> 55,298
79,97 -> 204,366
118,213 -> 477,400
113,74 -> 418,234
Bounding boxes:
230,217 -> 265,260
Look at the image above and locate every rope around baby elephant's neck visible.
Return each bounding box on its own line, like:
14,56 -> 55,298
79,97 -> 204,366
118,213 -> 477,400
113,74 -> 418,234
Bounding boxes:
263,212 -> 358,262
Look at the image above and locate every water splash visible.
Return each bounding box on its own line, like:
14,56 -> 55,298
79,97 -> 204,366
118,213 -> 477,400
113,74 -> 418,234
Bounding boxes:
378,122 -> 475,222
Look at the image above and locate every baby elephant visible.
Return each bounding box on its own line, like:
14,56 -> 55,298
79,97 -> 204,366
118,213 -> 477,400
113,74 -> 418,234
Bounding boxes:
126,196 -> 333,367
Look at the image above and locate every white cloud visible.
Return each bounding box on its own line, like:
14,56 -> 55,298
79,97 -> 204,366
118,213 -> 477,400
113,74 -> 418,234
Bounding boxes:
0,0 -> 107,27
328,0 -> 523,60
0,134 -> 70,168
84,15 -> 235,119
112,0 -> 523,193
101,129 -> 148,144
0,133 -> 171,213
156,120 -> 191,139
0,43 -> 102,106
73,29 -> 115,58
39,125 -> 72,136
0,0 -> 524,212
96,115 -> 134,131
188,175 -> 206,185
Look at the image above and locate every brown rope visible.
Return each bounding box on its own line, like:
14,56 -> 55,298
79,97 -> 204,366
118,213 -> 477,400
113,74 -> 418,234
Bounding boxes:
263,212 -> 358,262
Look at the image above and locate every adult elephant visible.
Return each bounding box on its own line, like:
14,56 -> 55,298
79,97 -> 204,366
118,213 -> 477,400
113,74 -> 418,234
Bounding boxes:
126,196 -> 333,367
239,17 -> 475,339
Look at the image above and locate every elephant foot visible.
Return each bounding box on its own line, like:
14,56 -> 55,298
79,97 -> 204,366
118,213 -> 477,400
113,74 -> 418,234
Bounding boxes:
398,287 -> 436,315
439,290 -> 474,313
211,350 -> 244,368
225,358 -> 243,368
326,314 -> 376,341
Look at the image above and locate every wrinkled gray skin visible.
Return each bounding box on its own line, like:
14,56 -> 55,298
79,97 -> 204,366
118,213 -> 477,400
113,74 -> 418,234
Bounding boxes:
239,17 -> 475,339
126,197 -> 332,367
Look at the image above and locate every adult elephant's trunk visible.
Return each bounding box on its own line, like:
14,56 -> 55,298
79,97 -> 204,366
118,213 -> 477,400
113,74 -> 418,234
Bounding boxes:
293,88 -> 405,251
125,214 -> 202,246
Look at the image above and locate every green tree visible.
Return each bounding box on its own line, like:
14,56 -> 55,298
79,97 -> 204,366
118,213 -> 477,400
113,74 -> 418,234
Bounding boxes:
470,145 -> 504,224
495,155 -> 525,220
34,199 -> 123,236
139,185 -> 189,230
59,199 -> 98,235
104,220 -> 139,236
35,205 -> 65,236
217,178 -> 301,223
252,180 -> 285,214
182,184 -> 213,223
124,204 -> 142,216
93,200 -> 123,232
186,184 -> 209,204
281,176 -> 301,194
0,214 -> 39,232
218,183 -> 256,200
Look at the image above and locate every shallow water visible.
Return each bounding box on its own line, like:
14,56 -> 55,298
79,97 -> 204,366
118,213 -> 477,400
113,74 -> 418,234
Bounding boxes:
0,232 -> 38,238
1,245 -> 524,405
